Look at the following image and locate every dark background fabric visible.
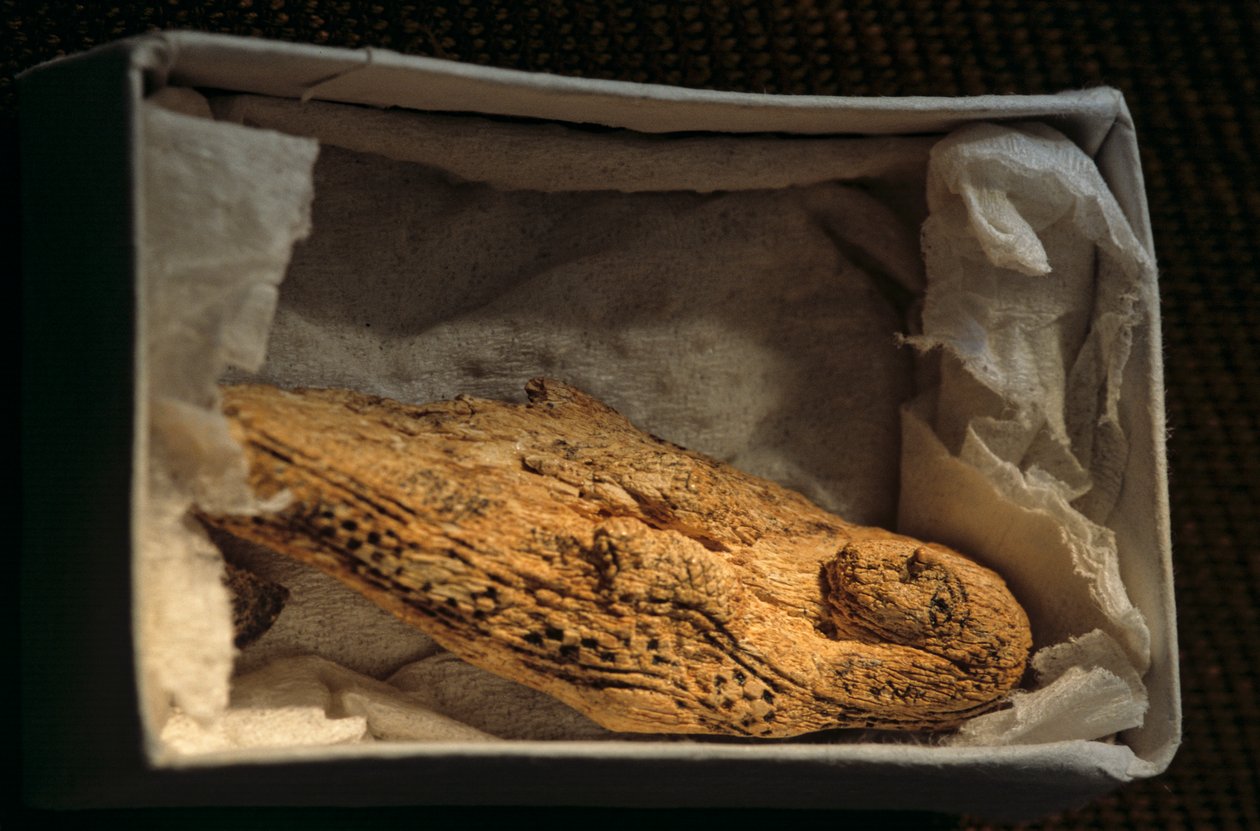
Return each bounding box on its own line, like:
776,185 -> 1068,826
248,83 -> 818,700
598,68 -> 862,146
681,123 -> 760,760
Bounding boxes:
8,1 -> 1258,829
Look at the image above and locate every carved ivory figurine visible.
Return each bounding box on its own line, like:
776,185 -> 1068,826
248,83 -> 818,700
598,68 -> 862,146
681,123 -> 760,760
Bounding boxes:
200,379 -> 1032,738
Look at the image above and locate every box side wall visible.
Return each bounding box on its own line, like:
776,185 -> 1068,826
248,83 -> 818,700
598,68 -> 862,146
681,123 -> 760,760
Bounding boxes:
157,32 -> 1122,148
20,48 -> 148,808
156,32 -> 368,100
96,741 -> 1134,820
1094,111 -> 1181,772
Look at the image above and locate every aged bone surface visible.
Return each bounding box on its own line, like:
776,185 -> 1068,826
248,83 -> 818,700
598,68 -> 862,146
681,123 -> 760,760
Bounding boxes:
200,379 -> 1031,737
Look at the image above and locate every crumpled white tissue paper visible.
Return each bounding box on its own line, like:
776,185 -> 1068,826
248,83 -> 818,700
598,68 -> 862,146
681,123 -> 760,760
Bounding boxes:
903,122 -> 1156,745
136,98 -> 318,735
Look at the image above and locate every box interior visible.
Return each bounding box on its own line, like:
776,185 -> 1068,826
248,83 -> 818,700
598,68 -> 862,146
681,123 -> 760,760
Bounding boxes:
124,32 -> 1176,797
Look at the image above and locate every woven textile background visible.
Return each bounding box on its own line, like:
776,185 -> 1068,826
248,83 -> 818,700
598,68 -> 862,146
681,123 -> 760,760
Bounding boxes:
9,2 -> 1259,829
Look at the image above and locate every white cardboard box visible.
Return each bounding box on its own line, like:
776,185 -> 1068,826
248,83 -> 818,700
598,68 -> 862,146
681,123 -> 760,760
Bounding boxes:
21,32 -> 1179,818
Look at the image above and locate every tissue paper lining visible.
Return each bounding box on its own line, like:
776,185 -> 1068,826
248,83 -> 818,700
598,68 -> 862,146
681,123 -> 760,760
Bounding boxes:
905,122 -> 1153,745
137,102 -> 318,733
139,92 -> 1152,756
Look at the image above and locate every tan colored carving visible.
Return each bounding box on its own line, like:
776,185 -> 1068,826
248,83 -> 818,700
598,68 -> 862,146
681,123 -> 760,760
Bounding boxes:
200,379 -> 1031,737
